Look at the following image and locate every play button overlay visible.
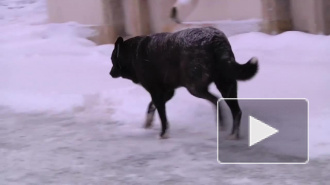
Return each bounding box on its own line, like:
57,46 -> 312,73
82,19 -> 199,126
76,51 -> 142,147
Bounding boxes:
249,116 -> 278,147
217,98 -> 308,164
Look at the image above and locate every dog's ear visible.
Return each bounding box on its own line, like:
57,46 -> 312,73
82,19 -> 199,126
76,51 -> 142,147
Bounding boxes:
115,37 -> 124,45
115,37 -> 124,58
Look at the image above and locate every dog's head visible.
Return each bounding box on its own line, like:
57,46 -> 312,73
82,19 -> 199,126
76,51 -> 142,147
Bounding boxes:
110,36 -> 141,83
110,37 -> 124,78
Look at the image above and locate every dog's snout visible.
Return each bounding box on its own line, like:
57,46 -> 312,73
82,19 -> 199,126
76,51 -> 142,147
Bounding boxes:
110,69 -> 120,78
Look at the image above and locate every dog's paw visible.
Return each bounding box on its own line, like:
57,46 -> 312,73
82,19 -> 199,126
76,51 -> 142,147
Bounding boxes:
143,115 -> 154,129
159,132 -> 170,139
143,122 -> 153,129
218,124 -> 226,131
226,134 -> 239,140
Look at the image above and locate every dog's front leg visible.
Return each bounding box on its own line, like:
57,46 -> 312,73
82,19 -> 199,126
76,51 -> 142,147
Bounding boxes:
144,101 -> 156,128
151,92 -> 169,139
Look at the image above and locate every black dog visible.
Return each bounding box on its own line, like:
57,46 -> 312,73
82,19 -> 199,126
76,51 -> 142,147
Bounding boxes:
110,27 -> 258,139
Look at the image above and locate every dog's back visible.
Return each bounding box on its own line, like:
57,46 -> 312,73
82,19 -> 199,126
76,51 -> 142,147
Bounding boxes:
132,27 -> 257,90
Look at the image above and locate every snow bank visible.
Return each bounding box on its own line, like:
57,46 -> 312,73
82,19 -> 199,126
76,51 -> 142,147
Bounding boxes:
0,0 -> 46,24
230,31 -> 330,64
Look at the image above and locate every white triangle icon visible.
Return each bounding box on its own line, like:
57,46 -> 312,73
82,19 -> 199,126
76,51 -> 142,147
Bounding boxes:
249,116 -> 279,147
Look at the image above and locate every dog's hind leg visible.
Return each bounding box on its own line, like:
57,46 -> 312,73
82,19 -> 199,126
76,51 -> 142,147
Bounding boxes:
187,86 -> 220,122
187,86 -> 218,105
215,80 -> 242,140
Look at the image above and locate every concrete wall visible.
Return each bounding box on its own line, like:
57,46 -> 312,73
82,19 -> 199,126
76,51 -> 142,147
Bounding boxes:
47,0 -> 265,44
123,0 -> 152,36
323,0 -> 330,34
47,0 -> 330,45
290,0 -> 329,34
147,0 -> 177,33
47,0 -> 104,25
47,0 -> 126,44
185,0 -> 263,22
290,0 -> 320,34
147,0 -> 263,34
261,0 -> 292,34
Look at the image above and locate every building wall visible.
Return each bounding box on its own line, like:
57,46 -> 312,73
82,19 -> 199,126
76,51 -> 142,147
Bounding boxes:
47,0 -> 264,44
47,0 -> 330,45
122,0 -> 142,37
290,0 -> 319,33
147,0 -> 263,34
323,0 -> 330,34
185,0 -> 263,22
147,0 -> 177,33
47,0 -> 125,44
47,0 -> 104,25
290,0 -> 330,34
261,0 -> 292,34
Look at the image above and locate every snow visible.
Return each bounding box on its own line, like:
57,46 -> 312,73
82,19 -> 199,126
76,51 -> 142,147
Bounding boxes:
1,0 -> 330,184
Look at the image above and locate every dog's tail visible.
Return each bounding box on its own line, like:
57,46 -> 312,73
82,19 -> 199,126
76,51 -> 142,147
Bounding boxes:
229,57 -> 259,81
213,37 -> 259,81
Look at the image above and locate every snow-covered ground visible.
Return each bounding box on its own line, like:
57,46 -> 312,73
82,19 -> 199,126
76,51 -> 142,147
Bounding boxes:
1,0 -> 330,184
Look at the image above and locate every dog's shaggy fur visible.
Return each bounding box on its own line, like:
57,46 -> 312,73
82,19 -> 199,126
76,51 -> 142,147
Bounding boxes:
110,27 -> 258,139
